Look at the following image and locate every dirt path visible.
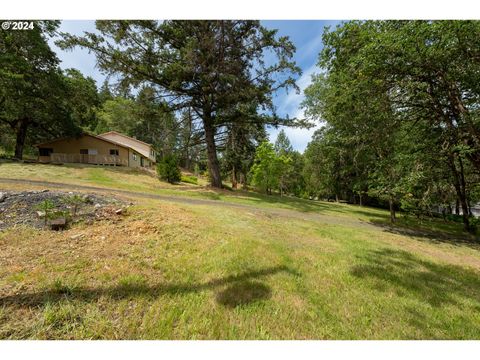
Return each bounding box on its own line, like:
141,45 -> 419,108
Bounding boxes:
0,177 -> 376,230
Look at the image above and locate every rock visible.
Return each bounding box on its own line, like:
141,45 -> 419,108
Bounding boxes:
94,203 -> 102,209
41,189 -> 49,193
70,233 -> 84,240
0,192 -> 7,203
100,236 -> 106,240
36,211 -> 46,218
115,208 -> 124,215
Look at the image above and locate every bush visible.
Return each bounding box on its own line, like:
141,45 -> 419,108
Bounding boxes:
156,155 -> 181,184
181,175 -> 198,185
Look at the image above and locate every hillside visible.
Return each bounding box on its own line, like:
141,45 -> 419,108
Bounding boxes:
1,162 -> 480,339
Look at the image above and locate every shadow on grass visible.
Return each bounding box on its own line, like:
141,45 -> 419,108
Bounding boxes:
216,281 -> 272,308
0,265 -> 299,309
225,190 -> 337,213
369,219 -> 480,250
350,248 -> 480,308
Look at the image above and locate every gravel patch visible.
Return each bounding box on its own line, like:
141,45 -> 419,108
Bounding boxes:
0,189 -> 131,230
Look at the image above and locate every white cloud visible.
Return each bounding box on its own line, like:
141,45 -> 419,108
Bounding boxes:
270,63 -> 323,153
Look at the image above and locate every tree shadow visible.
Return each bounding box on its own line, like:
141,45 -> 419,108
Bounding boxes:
215,281 -> 271,308
369,220 -> 480,250
221,190 -> 335,213
350,248 -> 480,308
0,265 -> 299,309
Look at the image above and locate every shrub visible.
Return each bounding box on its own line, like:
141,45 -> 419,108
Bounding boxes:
35,199 -> 56,226
62,194 -> 85,217
156,155 -> 181,184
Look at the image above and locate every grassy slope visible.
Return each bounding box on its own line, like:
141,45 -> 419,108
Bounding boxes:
1,163 -> 480,339
0,162 -> 470,236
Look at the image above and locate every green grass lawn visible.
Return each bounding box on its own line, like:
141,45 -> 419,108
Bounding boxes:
0,161 -> 472,238
1,162 -> 480,339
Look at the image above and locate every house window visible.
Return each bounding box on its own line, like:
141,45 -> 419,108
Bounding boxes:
133,153 -> 137,161
39,148 -> 53,156
110,149 -> 119,156
80,149 -> 88,155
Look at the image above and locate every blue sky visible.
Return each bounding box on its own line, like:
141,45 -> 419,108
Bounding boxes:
51,20 -> 341,152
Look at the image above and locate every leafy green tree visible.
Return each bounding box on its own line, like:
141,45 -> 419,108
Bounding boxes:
59,20 -> 303,188
133,86 -> 177,157
156,154 -> 181,184
250,140 -> 293,196
222,105 -> 268,189
287,150 -> 306,197
64,68 -> 100,132
274,129 -> 293,156
303,127 -> 353,202
303,20 -> 480,231
0,21 -> 79,159
274,130 -> 295,195
250,141 -> 279,195
95,97 -> 138,135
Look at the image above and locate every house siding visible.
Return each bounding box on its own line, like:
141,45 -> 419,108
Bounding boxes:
37,135 -> 129,166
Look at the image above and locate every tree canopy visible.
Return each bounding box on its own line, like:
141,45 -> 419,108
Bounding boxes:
59,20 -> 306,188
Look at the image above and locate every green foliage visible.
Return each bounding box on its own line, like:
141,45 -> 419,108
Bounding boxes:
59,20 -> 305,188
0,21 -> 80,159
250,141 -> 293,195
274,129 -> 293,156
35,199 -> 56,226
95,97 -> 138,135
62,194 -> 85,217
250,141 -> 279,194
64,69 -> 100,131
181,175 -> 198,185
193,163 -> 200,177
156,155 -> 182,184
302,20 -> 480,231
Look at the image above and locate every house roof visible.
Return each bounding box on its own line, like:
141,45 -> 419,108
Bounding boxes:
98,131 -> 152,147
98,131 -> 153,159
34,133 -> 130,150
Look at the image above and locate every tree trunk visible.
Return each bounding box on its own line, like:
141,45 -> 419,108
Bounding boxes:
389,197 -> 396,223
14,119 -> 29,160
240,172 -> 247,190
203,116 -> 222,188
457,156 -> 472,232
455,199 -> 460,215
359,193 -> 363,207
449,153 -> 472,232
231,164 -> 238,189
335,194 -> 339,203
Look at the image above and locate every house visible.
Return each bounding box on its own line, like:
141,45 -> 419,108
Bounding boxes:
35,131 -> 156,168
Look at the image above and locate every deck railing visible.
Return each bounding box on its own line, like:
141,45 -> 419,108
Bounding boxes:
48,153 -> 128,166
